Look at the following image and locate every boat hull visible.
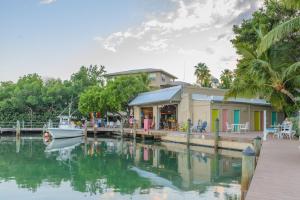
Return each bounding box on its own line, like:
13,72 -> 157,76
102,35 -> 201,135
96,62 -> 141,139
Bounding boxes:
47,128 -> 84,139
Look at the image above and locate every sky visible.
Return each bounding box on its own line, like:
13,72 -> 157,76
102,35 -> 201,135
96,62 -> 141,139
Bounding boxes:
0,0 -> 263,83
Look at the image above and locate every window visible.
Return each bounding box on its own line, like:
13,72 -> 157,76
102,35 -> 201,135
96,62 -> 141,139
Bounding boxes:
161,74 -> 166,82
148,73 -> 156,81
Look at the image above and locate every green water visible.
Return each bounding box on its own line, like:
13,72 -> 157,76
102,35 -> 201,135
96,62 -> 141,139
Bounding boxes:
0,136 -> 242,200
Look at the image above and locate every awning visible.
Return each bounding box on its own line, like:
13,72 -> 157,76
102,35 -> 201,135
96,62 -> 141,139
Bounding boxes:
129,85 -> 182,106
192,94 -> 270,106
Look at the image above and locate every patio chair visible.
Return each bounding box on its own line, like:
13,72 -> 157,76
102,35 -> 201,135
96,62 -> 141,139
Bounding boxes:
200,121 -> 207,133
240,122 -> 249,133
226,122 -> 233,133
281,123 -> 296,139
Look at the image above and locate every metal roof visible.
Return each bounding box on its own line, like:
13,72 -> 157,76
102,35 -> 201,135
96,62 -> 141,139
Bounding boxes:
129,85 -> 182,106
192,94 -> 270,106
105,68 -> 178,79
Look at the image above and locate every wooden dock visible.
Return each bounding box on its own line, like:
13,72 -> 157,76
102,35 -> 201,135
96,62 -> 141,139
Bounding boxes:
246,139 -> 300,200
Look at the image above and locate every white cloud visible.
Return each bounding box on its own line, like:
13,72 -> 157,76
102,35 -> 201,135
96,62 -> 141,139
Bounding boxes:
40,0 -> 56,4
92,0 -> 262,82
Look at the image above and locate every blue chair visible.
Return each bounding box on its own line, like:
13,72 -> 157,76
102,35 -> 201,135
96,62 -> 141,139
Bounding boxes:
200,121 -> 207,132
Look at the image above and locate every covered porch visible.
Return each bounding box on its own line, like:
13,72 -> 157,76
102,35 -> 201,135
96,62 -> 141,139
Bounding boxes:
129,86 -> 182,130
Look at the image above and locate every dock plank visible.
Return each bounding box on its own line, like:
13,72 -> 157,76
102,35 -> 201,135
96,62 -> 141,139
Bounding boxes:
246,140 -> 300,200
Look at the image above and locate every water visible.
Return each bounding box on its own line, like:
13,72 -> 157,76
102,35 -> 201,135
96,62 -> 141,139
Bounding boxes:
0,136 -> 242,200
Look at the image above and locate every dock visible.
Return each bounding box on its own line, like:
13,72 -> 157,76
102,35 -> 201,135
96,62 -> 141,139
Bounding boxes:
246,139 -> 300,200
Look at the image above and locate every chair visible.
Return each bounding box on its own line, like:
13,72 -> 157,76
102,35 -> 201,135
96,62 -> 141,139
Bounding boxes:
200,121 -> 207,132
225,122 -> 233,133
240,122 -> 249,133
281,123 -> 295,139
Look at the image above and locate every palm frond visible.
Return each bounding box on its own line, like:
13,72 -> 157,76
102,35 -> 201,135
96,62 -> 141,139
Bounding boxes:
257,16 -> 300,55
281,0 -> 300,9
237,45 -> 256,59
284,62 -> 300,78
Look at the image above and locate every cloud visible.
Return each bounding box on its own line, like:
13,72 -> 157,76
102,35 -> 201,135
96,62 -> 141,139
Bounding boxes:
96,0 -> 262,53
40,0 -> 56,4
92,0 -> 262,81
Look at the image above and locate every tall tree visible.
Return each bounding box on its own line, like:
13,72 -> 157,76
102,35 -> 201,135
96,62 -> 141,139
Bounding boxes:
194,63 -> 212,87
258,0 -> 300,55
78,75 -> 149,118
219,69 -> 234,89
229,0 -> 300,115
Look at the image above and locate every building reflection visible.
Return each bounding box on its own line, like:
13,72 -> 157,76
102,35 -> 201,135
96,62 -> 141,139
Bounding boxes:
84,137 -> 242,198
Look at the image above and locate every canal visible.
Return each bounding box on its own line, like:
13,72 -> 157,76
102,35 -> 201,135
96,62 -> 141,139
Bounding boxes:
0,136 -> 242,200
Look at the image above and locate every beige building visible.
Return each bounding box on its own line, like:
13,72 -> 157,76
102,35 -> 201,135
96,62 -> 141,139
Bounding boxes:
105,68 -> 178,89
129,85 -> 284,132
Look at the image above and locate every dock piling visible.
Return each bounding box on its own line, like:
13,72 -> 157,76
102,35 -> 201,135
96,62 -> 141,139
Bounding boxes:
241,146 -> 255,199
16,120 -> 21,138
187,119 -> 191,145
84,126 -> 88,138
214,118 -> 220,151
253,136 -> 262,156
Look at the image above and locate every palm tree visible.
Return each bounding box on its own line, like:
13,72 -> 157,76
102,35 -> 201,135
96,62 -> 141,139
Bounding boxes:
258,0 -> 300,55
227,44 -> 300,110
194,63 -> 212,87
219,69 -> 234,89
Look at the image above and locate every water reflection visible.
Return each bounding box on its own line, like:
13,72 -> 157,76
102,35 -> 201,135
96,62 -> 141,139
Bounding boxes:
0,136 -> 242,200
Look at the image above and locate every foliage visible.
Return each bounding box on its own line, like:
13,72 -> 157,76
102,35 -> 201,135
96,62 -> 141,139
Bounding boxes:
78,86 -> 104,114
257,0 -> 300,55
78,74 -> 149,117
0,65 -> 106,122
228,0 -> 300,115
194,63 -> 212,88
218,69 -> 234,89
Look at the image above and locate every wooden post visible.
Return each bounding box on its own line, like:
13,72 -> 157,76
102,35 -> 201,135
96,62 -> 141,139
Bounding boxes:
241,146 -> 256,200
253,136 -> 262,156
16,120 -> 21,138
133,119 -> 137,141
187,119 -> 191,145
214,118 -> 220,152
120,118 -> 124,138
84,125 -> 88,138
93,124 -> 97,137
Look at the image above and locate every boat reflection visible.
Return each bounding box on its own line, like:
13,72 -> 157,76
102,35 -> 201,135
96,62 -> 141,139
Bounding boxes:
45,137 -> 83,161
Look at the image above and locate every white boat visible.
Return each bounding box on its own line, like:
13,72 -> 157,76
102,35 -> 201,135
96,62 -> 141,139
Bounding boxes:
46,103 -> 84,139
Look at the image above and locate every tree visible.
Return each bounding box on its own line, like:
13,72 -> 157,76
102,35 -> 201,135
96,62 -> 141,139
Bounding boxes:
219,69 -> 234,89
227,39 -> 300,112
78,86 -> 104,114
258,0 -> 300,55
0,65 -> 107,122
78,75 -> 149,118
194,63 -> 212,87
229,0 -> 300,115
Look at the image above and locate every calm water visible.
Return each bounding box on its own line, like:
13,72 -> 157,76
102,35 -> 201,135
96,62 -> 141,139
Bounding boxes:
0,136 -> 242,200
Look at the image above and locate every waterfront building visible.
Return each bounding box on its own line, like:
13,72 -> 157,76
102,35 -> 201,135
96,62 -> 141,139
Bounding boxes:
104,68 -> 178,89
129,85 -> 284,132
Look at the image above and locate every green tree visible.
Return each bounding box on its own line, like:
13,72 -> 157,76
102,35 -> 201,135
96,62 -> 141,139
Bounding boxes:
219,69 -> 234,89
78,75 -> 149,117
258,0 -> 300,55
229,0 -> 300,115
78,86 -> 104,114
194,63 -> 212,87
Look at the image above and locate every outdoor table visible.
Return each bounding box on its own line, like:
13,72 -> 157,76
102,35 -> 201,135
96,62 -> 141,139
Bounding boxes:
231,124 -> 244,133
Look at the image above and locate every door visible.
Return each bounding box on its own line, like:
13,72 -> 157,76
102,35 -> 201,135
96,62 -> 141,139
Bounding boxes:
254,111 -> 260,131
211,109 -> 219,132
260,111 -> 264,131
222,109 -> 228,132
271,111 -> 277,126
233,110 -> 240,131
